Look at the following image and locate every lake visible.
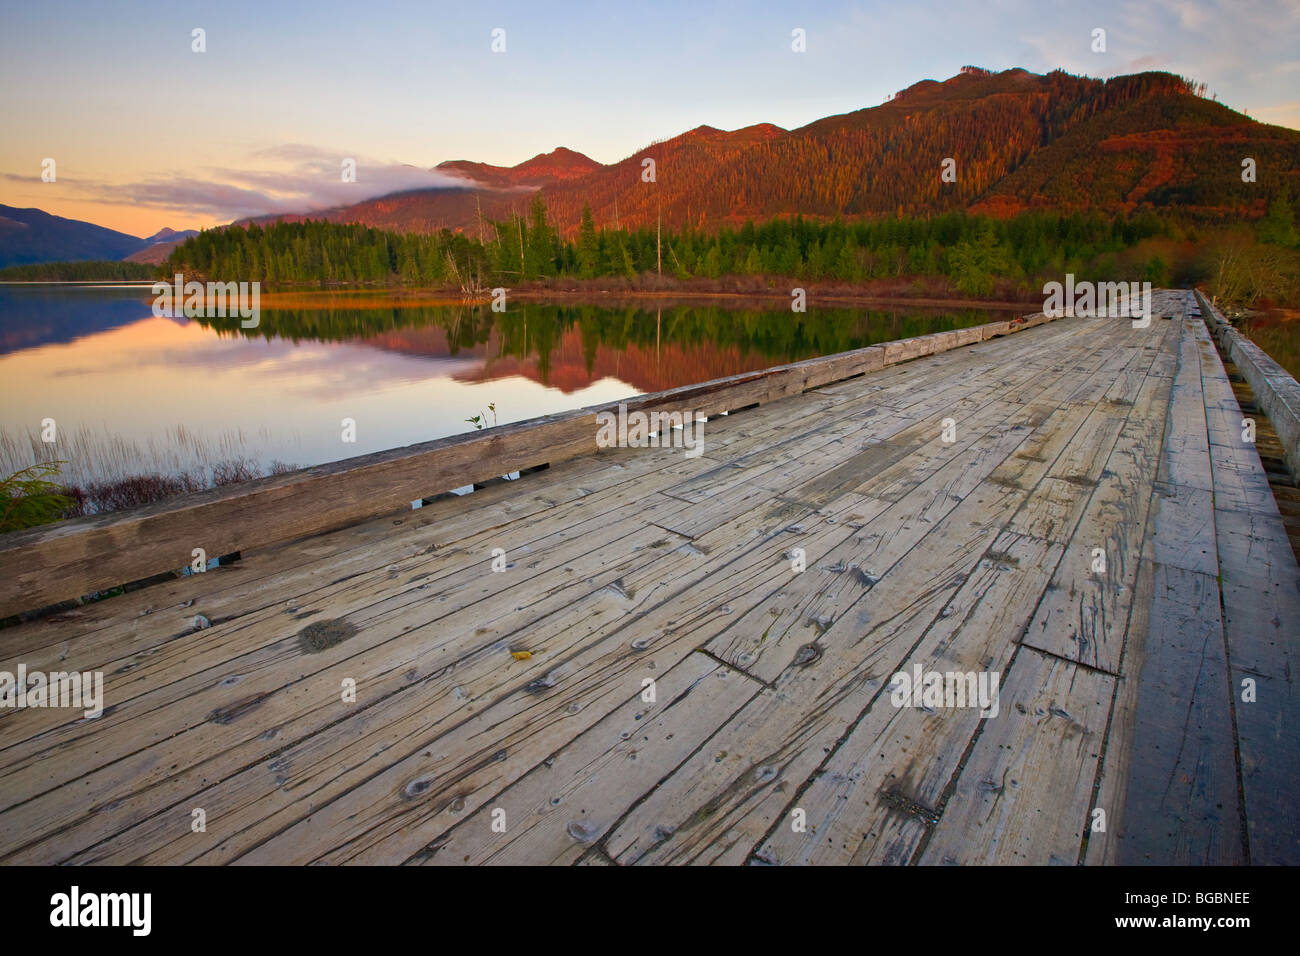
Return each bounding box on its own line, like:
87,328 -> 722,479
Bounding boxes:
0,283 -> 1024,496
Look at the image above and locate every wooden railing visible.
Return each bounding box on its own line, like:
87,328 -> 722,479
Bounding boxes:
0,311 -> 1058,619
1196,291 -> 1300,479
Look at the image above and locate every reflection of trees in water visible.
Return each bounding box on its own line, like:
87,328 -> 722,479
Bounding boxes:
193,302 -> 1009,374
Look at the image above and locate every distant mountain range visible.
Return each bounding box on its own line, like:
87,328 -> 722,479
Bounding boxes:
124,228 -> 201,265
247,67 -> 1300,238
0,205 -> 195,269
6,66 -> 1299,267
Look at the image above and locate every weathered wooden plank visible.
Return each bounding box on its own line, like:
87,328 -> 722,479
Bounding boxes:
0,456 -> 707,769
0,406 -> 602,618
837,346 -> 1104,505
810,315 -> 1085,403
599,390 -> 1119,864
1199,301 -> 1300,863
1020,367 -> 1170,671
916,646 -> 1115,865
603,583 -> 959,865
408,653 -> 757,866
0,514 -> 692,853
0,451 -> 708,762
595,317 -> 1168,865
1199,291 -> 1300,478
1082,520 -> 1158,866
754,531 -> 1063,866
1115,561 -> 1244,864
1112,308 -> 1245,864
8,516 -> 714,863
0,446 -> 701,666
52,489 -> 870,865
1210,447 -> 1283,514
666,407 -> 912,504
1003,391 -> 1133,546
705,393 -> 1069,683
1148,482 -> 1217,576
217,504 -> 878,865
1155,321 -> 1214,492
1213,507 -> 1300,864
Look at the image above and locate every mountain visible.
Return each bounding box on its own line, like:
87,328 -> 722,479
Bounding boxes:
143,227 -> 199,245
249,68 -> 1300,238
125,228 -> 201,264
243,187 -> 526,238
0,204 -> 148,269
0,285 -> 157,355
436,146 -> 603,188
237,148 -> 606,238
0,207 -> 202,269
8,68 -> 1297,270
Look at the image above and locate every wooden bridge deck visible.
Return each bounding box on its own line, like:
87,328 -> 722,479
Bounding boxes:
1,290 -> 1297,865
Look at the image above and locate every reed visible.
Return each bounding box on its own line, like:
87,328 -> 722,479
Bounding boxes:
0,423 -> 288,488
0,425 -> 298,525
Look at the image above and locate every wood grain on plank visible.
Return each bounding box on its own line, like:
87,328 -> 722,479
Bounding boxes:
755,531 -> 1063,866
916,646 -> 1115,866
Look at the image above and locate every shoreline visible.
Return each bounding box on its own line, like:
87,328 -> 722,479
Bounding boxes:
4,274 -> 1042,312
497,288 -> 1043,311
235,285 -> 1045,312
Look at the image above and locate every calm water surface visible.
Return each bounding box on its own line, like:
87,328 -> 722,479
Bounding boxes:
0,284 -> 1023,489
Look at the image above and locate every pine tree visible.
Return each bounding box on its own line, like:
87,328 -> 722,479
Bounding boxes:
526,194 -> 554,277
1259,192 -> 1298,247
578,204 -> 599,278
704,245 -> 723,278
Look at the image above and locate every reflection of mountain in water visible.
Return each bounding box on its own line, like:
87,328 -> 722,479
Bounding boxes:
360,324 -> 762,394
0,290 -> 1029,395
356,306 -> 1023,393
1,288 -> 1026,393
190,301 -> 1018,393
0,286 -> 160,356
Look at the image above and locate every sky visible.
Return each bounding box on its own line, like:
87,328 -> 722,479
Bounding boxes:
2,0 -> 1298,237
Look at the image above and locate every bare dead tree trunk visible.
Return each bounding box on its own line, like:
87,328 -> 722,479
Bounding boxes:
518,215 -> 526,280
657,196 -> 662,276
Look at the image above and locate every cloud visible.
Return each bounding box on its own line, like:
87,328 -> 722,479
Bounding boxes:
1125,55 -> 1164,71
26,146 -> 480,223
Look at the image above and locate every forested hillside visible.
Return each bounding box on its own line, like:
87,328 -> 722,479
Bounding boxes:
164,196 -> 1300,305
247,68 -> 1300,239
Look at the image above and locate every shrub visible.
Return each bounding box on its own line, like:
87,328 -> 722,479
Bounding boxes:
0,462 -> 74,533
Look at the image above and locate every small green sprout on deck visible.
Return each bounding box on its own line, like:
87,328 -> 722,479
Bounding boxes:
464,404 -> 518,481
465,402 -> 498,431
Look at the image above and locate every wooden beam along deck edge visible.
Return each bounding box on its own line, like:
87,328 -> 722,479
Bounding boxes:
1195,290 -> 1300,478
0,309 -> 1059,619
